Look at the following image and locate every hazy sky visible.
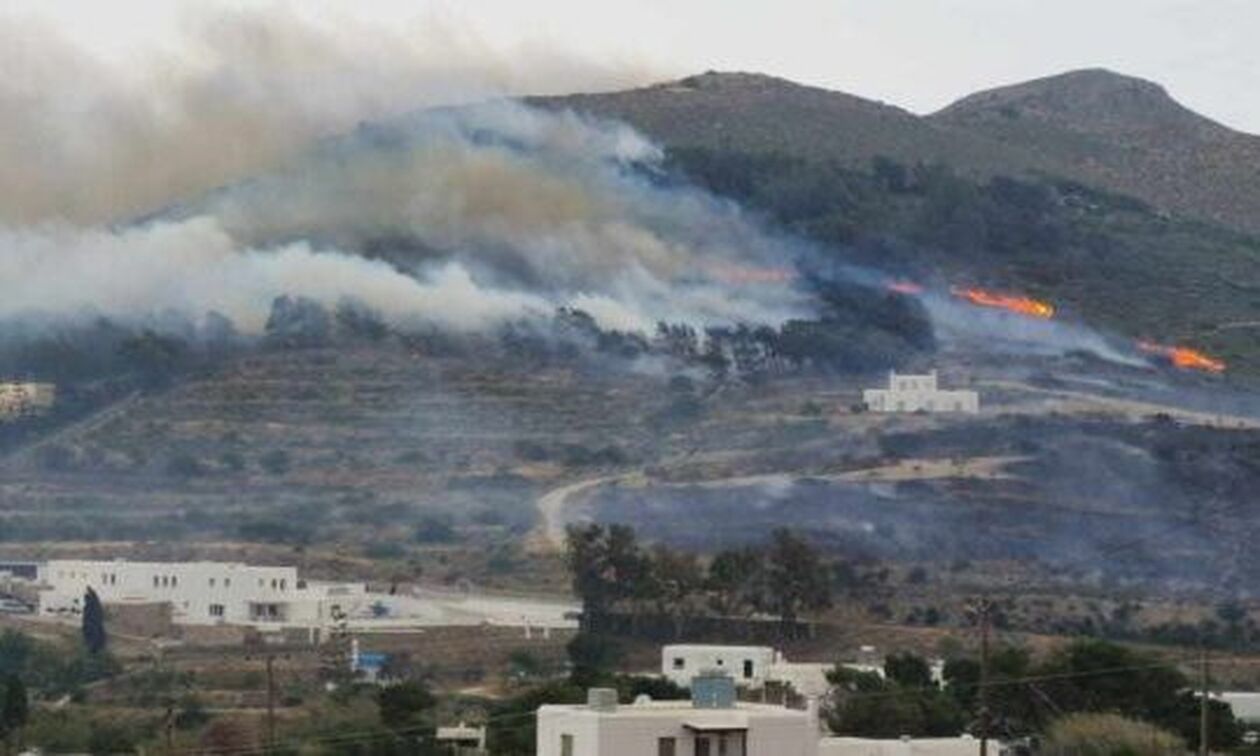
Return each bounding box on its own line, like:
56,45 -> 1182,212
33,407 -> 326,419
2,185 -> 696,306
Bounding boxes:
7,0 -> 1260,132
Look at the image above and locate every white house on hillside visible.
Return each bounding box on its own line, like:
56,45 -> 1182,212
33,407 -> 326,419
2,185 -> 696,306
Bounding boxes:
0,382 -> 55,419
862,372 -> 978,414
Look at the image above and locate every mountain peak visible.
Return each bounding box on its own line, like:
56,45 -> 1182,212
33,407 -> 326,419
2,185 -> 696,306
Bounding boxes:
935,68 -> 1227,140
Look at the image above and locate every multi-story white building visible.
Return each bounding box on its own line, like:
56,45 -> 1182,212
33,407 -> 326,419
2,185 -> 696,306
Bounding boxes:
862,372 -> 978,414
36,559 -> 367,627
538,674 -> 819,756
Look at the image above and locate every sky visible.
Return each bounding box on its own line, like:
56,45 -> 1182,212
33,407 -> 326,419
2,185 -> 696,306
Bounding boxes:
5,0 -> 1259,132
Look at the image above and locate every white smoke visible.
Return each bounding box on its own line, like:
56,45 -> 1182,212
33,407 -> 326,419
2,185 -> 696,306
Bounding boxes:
0,218 -> 551,332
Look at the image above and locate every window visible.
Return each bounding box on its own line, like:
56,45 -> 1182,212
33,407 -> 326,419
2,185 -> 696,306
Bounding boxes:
209,604 -> 225,617
658,737 -> 676,756
743,659 -> 754,679
209,578 -> 216,587
153,576 -> 160,588
171,576 -> 177,587
673,657 -> 685,670
560,734 -> 574,756
225,578 -> 231,588
279,579 -> 286,591
696,737 -> 711,756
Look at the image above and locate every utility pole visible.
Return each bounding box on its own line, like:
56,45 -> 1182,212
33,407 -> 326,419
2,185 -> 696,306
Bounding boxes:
970,598 -> 994,756
163,702 -> 174,756
266,653 -> 277,754
1200,646 -> 1210,756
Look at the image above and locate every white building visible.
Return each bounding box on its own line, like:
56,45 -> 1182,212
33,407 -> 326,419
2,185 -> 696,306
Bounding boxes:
862,372 -> 978,414
663,645 -> 777,689
435,723 -> 487,755
662,646 -> 896,700
0,382 -> 55,419
538,674 -> 819,756
36,559 -> 368,627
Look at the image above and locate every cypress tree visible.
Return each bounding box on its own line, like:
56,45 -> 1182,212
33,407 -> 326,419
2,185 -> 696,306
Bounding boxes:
82,587 -> 107,655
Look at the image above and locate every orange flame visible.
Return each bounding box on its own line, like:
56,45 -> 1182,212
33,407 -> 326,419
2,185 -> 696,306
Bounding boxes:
1136,341 -> 1226,373
951,286 -> 1055,319
886,280 -> 924,295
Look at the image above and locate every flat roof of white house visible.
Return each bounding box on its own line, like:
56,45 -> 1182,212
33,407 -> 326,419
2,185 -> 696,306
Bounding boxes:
539,699 -> 809,721
663,644 -> 775,654
820,736 -> 985,756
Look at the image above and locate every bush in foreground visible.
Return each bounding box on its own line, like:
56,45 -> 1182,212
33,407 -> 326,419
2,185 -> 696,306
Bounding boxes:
1043,713 -> 1183,756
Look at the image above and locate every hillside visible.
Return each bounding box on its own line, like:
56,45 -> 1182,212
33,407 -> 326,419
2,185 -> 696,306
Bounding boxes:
538,70 -> 1260,380
538,69 -> 1260,235
932,69 -> 1260,233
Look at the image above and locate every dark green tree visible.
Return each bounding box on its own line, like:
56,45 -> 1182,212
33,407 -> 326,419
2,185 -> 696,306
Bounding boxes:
705,547 -> 765,617
564,524 -> 650,629
0,675 -> 29,754
884,653 -> 934,689
826,664 -> 963,738
81,588 -> 107,655
376,679 -> 436,731
566,633 -> 624,689
764,529 -> 832,634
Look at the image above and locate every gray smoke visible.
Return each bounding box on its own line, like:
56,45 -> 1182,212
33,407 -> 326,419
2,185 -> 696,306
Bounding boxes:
0,6 -> 659,226
0,101 -> 810,334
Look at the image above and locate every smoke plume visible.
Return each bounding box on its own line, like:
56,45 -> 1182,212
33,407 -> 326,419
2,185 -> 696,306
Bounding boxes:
0,6 -> 657,226
0,99 -> 811,334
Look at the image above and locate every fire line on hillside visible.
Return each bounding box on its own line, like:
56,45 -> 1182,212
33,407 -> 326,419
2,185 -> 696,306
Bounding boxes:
1137,340 -> 1227,374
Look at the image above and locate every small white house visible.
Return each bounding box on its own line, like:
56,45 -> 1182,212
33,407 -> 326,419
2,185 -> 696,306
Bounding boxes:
862,372 -> 978,414
538,674 -> 819,756
663,645 -> 777,689
35,559 -> 368,627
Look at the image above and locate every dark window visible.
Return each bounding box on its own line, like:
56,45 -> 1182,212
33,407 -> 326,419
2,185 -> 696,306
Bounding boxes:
743,659 -> 754,679
673,658 -> 685,670
209,604 -> 225,617
560,734 -> 574,756
659,737 -> 676,756
696,737 -> 711,756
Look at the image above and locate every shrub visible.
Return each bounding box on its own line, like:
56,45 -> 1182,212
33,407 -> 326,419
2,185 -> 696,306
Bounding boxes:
1043,713 -> 1183,755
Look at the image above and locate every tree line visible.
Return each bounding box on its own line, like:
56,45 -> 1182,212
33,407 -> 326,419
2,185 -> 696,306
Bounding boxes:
826,641 -> 1240,751
564,524 -> 832,638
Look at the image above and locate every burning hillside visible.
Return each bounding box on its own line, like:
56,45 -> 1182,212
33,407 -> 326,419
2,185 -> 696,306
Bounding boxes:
950,286 -> 1056,319
1138,340 -> 1227,373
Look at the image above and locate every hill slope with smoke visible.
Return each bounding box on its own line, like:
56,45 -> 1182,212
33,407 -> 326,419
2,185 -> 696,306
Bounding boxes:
4,102 -> 814,337
541,69 -> 1260,236
540,71 -> 1260,380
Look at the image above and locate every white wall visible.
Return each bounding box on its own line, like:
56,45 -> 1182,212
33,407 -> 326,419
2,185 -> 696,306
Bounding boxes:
537,703 -> 818,756
662,645 -> 776,688
819,736 -> 984,756
38,560 -> 310,626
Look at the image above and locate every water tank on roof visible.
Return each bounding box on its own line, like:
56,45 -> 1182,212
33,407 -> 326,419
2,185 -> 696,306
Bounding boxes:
691,669 -> 736,709
587,688 -> 618,712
